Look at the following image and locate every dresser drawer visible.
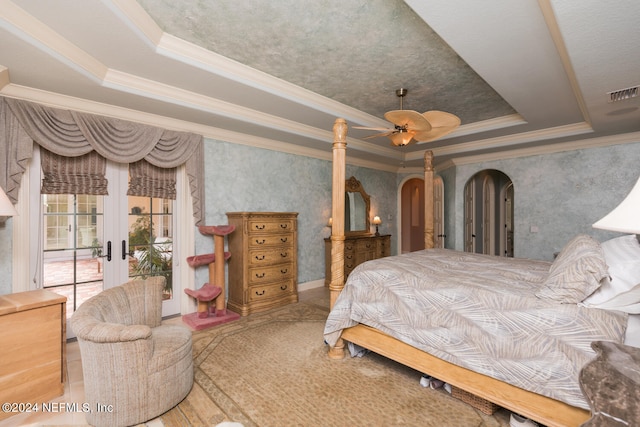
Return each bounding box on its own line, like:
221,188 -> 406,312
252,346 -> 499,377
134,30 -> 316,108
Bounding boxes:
249,263 -> 295,284
248,219 -> 295,234
248,280 -> 295,302
249,248 -> 294,266
249,233 -> 294,248
356,239 -> 376,252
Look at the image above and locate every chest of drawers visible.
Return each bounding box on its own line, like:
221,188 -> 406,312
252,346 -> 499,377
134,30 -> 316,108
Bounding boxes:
226,212 -> 298,315
324,234 -> 391,286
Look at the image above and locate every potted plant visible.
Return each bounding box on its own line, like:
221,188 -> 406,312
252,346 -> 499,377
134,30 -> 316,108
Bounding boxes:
91,238 -> 103,273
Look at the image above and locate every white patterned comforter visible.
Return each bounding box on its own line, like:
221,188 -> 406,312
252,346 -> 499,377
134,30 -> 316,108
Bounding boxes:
323,249 -> 628,409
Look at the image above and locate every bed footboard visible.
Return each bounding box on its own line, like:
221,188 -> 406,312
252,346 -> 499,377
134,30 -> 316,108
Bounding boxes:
340,324 -> 590,427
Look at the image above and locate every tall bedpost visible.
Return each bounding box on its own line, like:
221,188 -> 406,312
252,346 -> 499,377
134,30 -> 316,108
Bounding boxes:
328,118 -> 347,359
424,150 -> 435,249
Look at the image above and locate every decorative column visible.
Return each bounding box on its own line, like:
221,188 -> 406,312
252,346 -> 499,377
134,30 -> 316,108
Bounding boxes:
328,118 -> 347,360
424,150 -> 435,249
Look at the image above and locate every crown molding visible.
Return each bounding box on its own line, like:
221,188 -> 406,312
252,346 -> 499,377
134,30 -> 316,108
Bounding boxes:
105,0 -> 384,126
1,0 -> 106,82
445,130 -> 640,167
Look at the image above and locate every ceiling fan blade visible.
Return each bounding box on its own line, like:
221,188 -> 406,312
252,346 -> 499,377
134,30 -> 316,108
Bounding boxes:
384,110 -> 432,132
422,111 -> 461,128
353,126 -> 396,131
414,111 -> 461,142
362,131 -> 395,139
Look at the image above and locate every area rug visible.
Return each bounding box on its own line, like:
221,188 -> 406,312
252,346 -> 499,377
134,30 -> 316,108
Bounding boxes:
160,301 -> 510,427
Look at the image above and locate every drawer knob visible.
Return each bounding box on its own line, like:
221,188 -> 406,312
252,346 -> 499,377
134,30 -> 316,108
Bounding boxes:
255,255 -> 265,260
280,224 -> 288,229
255,239 -> 266,245
280,285 -> 288,291
255,290 -> 265,296
280,237 -> 288,243
280,252 -> 288,258
256,272 -> 266,278
255,224 -> 266,230
280,268 -> 288,274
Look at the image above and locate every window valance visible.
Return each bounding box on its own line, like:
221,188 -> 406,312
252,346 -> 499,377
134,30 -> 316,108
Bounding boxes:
0,96 -> 204,225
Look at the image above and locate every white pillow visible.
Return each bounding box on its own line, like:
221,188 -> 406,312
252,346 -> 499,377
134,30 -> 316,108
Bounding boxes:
582,282 -> 640,313
582,234 -> 640,310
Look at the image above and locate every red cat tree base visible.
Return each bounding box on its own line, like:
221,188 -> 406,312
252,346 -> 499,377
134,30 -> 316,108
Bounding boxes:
182,225 -> 240,330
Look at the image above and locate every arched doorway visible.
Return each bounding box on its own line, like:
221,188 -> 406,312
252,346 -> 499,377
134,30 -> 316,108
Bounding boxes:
464,170 -> 514,256
400,176 -> 444,253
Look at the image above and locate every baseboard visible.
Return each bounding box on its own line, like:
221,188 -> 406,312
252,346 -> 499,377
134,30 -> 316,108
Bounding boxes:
298,279 -> 324,292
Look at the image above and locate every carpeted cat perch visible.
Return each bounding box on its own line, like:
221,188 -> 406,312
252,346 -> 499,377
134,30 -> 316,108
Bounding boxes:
183,224 -> 240,330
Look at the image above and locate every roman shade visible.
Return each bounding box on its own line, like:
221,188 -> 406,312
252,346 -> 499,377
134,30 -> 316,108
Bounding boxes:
40,147 -> 108,195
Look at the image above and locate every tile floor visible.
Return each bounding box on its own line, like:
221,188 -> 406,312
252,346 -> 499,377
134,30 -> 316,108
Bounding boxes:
0,287 -> 327,427
43,259 -> 104,319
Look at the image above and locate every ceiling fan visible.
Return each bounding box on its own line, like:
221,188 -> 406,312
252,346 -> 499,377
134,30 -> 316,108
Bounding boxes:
355,88 -> 461,146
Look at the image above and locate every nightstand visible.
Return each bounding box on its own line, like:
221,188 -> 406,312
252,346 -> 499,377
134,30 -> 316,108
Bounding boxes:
579,340 -> 640,426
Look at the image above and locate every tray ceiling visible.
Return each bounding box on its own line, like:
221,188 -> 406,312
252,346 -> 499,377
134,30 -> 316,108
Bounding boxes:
1,0 -> 638,170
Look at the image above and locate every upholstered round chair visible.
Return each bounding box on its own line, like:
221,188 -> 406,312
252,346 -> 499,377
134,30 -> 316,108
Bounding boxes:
70,276 -> 193,427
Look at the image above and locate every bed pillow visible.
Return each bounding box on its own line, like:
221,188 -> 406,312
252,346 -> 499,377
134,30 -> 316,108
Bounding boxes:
581,283 -> 640,313
536,234 -> 608,303
581,234 -> 640,311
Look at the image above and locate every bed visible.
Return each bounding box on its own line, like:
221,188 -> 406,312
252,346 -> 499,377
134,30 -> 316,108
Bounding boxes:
323,118 -> 639,427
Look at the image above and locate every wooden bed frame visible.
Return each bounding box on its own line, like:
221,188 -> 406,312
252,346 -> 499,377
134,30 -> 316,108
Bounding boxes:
326,118 -> 591,427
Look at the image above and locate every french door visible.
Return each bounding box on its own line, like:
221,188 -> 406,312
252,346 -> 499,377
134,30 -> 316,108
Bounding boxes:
35,153 -> 181,332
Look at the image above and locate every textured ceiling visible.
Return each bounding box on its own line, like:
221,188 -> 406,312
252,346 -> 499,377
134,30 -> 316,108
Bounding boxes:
137,0 -> 515,124
1,0 -> 639,170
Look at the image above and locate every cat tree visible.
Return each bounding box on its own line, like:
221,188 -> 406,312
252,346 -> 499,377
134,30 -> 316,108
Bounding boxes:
183,224 -> 240,330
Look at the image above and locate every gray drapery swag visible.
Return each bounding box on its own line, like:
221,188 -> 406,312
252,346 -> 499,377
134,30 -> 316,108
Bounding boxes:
0,96 -> 204,225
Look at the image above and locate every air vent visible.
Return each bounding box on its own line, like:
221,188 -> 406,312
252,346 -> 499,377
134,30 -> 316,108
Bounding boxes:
607,85 -> 639,103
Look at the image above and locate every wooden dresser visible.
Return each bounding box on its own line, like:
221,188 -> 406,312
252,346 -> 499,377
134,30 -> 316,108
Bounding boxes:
324,234 -> 391,286
226,212 -> 298,315
0,289 -> 66,421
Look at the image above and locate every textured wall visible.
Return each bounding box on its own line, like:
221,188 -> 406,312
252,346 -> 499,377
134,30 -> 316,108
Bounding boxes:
193,139 -> 398,289
1,139 -> 637,295
447,141 -> 640,260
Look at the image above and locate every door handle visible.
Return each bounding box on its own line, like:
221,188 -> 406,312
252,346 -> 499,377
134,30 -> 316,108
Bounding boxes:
122,240 -> 127,260
106,241 -> 112,261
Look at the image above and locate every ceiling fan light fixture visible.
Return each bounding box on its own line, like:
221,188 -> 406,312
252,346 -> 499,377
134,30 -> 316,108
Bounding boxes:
389,128 -> 415,146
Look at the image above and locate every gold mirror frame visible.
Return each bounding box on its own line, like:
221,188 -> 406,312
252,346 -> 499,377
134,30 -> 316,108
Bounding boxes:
345,176 -> 371,236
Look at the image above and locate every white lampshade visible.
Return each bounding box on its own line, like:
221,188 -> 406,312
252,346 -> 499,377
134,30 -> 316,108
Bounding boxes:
0,186 -> 18,217
593,175 -> 640,233
372,216 -> 382,225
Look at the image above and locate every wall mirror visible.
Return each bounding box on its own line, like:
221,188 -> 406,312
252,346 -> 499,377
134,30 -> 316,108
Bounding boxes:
345,176 -> 371,236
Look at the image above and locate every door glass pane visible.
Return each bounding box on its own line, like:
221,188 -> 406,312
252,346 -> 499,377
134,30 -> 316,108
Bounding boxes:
42,194 -> 104,318
128,196 -> 173,300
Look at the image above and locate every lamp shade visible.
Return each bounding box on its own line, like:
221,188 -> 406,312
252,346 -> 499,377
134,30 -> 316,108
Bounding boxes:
593,175 -> 640,233
389,129 -> 415,146
372,216 -> 382,225
0,186 -> 18,216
